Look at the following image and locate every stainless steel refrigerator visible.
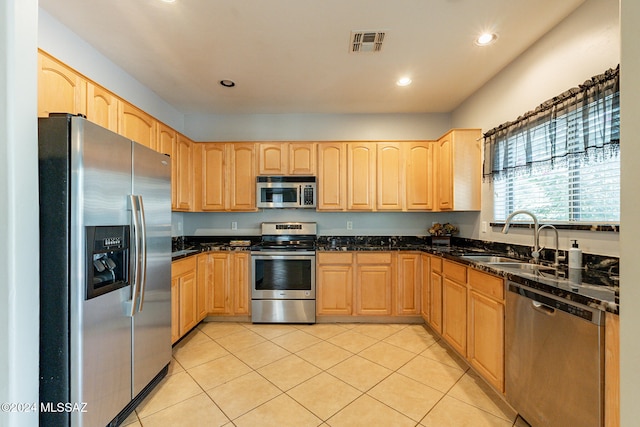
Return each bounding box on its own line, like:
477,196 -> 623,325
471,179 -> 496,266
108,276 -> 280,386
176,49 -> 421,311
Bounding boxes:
38,114 -> 172,427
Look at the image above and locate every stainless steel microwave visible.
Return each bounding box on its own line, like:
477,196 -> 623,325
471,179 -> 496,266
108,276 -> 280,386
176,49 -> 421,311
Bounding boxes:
256,176 -> 316,209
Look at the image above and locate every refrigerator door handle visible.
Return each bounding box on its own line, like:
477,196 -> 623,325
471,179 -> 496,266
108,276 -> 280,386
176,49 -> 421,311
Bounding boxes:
129,194 -> 141,317
137,195 -> 148,312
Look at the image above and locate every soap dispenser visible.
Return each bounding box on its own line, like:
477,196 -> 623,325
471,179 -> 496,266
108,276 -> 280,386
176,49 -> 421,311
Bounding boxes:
568,240 -> 582,269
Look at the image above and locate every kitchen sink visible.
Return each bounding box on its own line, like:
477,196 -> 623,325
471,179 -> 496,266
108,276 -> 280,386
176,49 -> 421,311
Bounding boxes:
460,255 -> 523,263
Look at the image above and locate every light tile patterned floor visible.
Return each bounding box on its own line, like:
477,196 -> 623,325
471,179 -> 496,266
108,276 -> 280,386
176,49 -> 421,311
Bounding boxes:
123,322 -> 522,427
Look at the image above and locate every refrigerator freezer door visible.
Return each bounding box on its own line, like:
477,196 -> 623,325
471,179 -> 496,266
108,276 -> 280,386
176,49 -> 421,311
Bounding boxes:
131,143 -> 172,397
71,117 -> 133,427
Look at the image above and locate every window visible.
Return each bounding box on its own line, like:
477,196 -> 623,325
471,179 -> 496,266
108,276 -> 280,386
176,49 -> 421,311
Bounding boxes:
484,67 -> 620,224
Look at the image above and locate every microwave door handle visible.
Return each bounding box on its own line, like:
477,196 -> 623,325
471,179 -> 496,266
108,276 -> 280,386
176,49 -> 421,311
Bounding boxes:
137,195 -> 147,312
129,195 -> 140,317
299,185 -> 302,204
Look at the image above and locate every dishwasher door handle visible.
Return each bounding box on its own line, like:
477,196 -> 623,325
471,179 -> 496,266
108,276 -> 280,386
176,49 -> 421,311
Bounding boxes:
532,300 -> 556,315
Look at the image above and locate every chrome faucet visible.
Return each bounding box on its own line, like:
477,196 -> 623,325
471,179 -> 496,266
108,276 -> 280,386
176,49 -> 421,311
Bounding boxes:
502,210 -> 540,262
537,224 -> 564,267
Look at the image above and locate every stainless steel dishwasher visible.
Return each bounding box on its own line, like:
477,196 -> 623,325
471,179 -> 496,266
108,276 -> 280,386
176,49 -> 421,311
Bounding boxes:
505,281 -> 604,427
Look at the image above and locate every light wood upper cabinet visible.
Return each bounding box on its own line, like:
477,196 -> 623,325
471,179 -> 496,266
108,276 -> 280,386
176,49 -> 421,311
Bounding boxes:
317,142 -> 347,211
38,51 -> 86,118
157,123 -> 177,209
436,129 -> 481,211
258,143 -> 287,175
289,143 -> 316,175
196,143 -> 227,211
86,82 -> 119,132
354,252 -> 393,315
377,143 -> 403,211
396,252 -> 421,315
406,142 -> 434,210
348,142 -> 376,210
174,134 -> 194,211
258,142 -> 316,175
118,102 -> 157,150
316,252 -> 354,316
229,143 -> 257,211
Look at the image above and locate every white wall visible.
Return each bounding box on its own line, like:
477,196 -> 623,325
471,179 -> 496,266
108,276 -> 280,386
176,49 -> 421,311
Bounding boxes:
184,112 -> 451,142
0,0 -> 39,426
452,0 -> 620,257
38,9 -> 185,133
619,0 -> 639,423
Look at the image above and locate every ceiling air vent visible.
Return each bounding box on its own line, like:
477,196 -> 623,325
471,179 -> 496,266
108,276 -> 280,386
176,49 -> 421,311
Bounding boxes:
350,30 -> 386,53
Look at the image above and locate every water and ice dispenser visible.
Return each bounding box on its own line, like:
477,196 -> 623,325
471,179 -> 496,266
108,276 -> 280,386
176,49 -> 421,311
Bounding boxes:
86,225 -> 130,299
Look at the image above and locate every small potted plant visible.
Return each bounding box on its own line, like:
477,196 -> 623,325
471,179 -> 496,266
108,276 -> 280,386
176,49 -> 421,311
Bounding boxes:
428,222 -> 458,246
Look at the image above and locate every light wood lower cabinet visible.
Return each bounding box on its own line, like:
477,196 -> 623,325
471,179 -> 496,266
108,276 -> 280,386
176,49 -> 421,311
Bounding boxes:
467,269 -> 505,392
605,312 -> 619,427
441,260 -> 468,356
420,254 -> 430,321
397,253 -> 421,315
316,252 -> 354,315
429,257 -> 444,334
355,253 -> 393,315
231,252 -> 251,315
171,256 -> 198,344
198,251 -> 250,316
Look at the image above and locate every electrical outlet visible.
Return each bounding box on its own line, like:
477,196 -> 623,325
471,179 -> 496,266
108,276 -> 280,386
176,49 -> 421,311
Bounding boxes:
481,221 -> 488,233
346,221 -> 353,230
231,221 -> 238,230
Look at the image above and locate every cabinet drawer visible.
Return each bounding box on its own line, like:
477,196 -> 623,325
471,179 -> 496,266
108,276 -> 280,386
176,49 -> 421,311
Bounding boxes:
318,252 -> 353,264
469,269 -> 504,301
430,256 -> 442,273
443,260 -> 467,283
172,256 -> 197,277
356,252 -> 392,264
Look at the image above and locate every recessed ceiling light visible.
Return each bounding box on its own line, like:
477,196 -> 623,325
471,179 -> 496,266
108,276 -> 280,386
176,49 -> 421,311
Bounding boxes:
160,0 -> 176,3
475,32 -> 498,46
220,80 -> 236,88
396,77 -> 412,87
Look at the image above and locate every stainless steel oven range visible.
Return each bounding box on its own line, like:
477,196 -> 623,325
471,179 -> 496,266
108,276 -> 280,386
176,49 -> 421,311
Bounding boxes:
251,222 -> 316,323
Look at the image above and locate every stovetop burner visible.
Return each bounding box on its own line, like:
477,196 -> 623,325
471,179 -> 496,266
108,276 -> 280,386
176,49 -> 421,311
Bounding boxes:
253,222 -> 317,252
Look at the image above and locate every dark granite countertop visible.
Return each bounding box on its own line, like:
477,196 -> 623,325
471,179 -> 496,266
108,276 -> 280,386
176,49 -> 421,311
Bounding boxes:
172,235 -> 619,315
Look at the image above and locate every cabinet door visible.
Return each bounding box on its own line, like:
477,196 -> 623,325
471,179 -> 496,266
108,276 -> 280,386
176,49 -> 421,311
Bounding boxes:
229,143 -> 257,211
196,254 -> 209,322
171,277 -> 180,344
199,143 -> 227,211
86,82 -> 119,132
396,253 -> 421,315
175,134 -> 194,211
442,277 -> 467,356
317,263 -> 353,315
231,253 -> 250,315
208,252 -> 230,314
348,143 -> 376,210
605,312 -> 620,427
355,253 -> 392,315
258,143 -> 287,175
178,270 -> 198,336
421,255 -> 430,321
377,143 -> 403,211
317,143 -> 347,210
38,52 -> 86,118
436,134 -> 453,210
430,271 -> 443,334
468,289 -> 504,392
289,143 -> 316,175
118,102 -> 157,150
157,123 -> 177,210
406,142 -> 434,210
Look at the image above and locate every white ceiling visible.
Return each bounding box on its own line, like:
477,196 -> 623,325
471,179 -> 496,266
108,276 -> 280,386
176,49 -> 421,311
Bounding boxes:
39,0 -> 585,115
